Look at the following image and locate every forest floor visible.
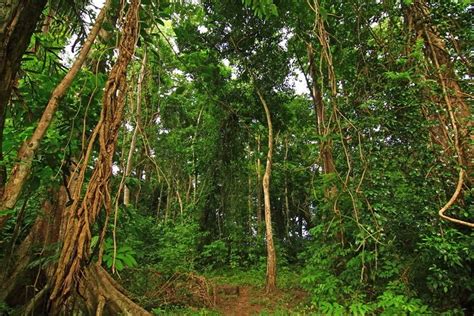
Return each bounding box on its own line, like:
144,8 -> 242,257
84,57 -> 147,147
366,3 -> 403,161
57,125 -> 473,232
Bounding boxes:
123,269 -> 309,315
215,284 -> 308,315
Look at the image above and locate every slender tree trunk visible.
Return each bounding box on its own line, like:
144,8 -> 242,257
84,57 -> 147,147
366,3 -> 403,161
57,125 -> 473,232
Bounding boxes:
307,0 -> 345,241
307,43 -> 336,180
165,182 -> 171,221
247,143 -> 253,234
0,0 -> 111,229
256,88 -> 277,293
284,135 -> 290,238
124,51 -> 146,206
248,170 -> 252,234
41,6 -> 55,34
156,184 -> 163,218
192,106 -> 204,203
256,134 -> 263,235
176,179 -> 184,216
0,0 -> 47,198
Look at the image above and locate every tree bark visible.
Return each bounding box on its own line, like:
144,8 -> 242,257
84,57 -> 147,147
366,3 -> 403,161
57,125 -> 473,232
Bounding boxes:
78,264 -> 151,315
306,0 -> 344,241
284,135 -> 290,238
1,165 -> 150,313
0,0 -> 112,229
256,88 -> 277,293
405,0 -> 473,227
0,0 -> 47,199
50,0 -> 141,308
0,185 -> 64,304
124,51 -> 147,206
405,0 -> 472,181
307,43 -> 336,180
256,134 -> 263,235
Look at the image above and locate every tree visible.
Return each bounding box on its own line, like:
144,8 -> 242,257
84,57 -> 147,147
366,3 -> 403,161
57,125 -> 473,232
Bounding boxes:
0,0 -> 111,229
256,87 -> 277,292
49,0 -> 147,312
405,0 -> 473,227
1,0 -> 473,314
0,0 -> 47,197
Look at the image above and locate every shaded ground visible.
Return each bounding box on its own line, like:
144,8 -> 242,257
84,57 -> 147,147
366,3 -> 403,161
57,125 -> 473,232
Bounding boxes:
215,284 -> 307,315
119,269 -> 308,315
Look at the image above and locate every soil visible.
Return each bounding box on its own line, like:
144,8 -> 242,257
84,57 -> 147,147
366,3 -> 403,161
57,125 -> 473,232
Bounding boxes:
215,285 -> 307,316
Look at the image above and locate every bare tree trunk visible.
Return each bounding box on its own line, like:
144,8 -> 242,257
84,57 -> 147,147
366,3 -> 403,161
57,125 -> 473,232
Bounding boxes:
248,171 -> 252,234
256,88 -> 277,293
0,0 -> 111,228
0,0 -> 47,198
284,135 -> 290,239
247,143 -> 253,234
256,134 -> 263,235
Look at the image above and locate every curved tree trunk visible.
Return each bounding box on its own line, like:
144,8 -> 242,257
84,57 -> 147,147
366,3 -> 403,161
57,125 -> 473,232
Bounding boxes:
0,0 -> 47,199
256,88 -> 277,293
2,0 -> 150,313
0,0 -> 112,229
50,0 -> 144,311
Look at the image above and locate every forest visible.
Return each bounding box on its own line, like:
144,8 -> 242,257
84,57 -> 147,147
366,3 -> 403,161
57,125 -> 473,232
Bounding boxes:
0,0 -> 472,315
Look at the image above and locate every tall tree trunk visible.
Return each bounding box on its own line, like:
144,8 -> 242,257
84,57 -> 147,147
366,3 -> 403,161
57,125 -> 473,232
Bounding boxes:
405,0 -> 473,227
256,134 -> 263,235
307,43 -> 336,186
50,0 -> 143,310
0,0 -> 111,229
124,51 -> 146,206
0,0 -> 47,198
307,0 -> 345,241
307,43 -> 341,240
405,0 -> 472,182
284,135 -> 290,238
0,186 -> 64,304
256,88 -> 277,293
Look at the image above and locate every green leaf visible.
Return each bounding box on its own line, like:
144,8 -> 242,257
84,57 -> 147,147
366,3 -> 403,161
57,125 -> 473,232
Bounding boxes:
114,259 -> 124,271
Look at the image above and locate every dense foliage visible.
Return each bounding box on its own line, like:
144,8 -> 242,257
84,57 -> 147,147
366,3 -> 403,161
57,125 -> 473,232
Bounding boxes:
0,0 -> 472,314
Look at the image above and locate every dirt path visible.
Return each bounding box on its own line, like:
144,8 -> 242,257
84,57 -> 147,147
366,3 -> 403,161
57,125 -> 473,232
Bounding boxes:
216,286 -> 263,316
215,285 -> 307,315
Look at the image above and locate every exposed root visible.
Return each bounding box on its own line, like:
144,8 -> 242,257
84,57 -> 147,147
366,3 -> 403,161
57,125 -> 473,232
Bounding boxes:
23,285 -> 49,315
78,264 -> 151,315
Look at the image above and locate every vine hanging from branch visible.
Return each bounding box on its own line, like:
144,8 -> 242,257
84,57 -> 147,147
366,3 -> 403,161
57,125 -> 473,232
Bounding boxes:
50,0 -> 142,308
